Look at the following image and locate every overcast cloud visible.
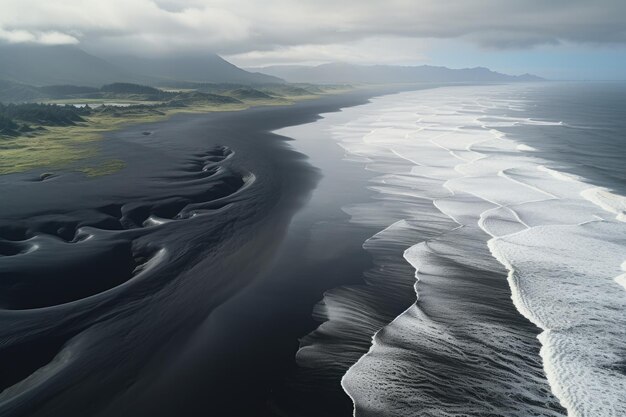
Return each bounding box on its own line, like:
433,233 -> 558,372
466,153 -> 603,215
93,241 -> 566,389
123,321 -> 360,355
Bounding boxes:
0,0 -> 625,66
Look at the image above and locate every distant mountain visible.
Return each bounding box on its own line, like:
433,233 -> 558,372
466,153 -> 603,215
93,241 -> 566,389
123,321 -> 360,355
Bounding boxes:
107,54 -> 284,85
0,80 -> 46,103
249,63 -> 544,84
0,44 -> 138,87
226,87 -> 274,100
0,43 -> 284,88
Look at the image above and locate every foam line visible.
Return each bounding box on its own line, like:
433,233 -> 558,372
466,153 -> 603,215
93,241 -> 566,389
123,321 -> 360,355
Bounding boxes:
313,85 -> 625,416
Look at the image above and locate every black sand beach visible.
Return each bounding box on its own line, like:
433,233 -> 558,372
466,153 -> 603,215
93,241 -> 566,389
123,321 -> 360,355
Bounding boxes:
4,82 -> 625,417
0,86 -> 410,417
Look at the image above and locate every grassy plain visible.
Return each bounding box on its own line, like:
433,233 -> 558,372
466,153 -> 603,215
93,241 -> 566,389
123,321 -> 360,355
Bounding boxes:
0,87 -> 349,176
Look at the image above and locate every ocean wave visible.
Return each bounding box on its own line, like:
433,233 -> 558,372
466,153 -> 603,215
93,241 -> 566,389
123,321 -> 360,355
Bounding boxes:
301,85 -> 625,416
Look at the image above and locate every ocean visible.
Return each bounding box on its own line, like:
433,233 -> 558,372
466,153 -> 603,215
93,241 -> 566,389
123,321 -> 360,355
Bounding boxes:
284,82 -> 626,417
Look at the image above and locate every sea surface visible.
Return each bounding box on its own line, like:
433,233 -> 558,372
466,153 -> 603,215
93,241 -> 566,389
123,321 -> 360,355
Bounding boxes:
285,82 -> 626,417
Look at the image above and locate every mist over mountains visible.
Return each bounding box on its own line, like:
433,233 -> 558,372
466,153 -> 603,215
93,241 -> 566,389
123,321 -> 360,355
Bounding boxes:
249,62 -> 544,84
106,54 -> 282,85
0,44 -> 137,87
0,43 -> 543,101
0,44 -> 283,87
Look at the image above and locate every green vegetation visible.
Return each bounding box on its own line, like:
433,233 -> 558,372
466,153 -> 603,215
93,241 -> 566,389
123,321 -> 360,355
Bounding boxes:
0,103 -> 88,126
226,87 -> 273,100
0,113 -> 19,136
78,159 -> 126,177
0,80 -> 45,103
0,81 -> 352,176
0,110 -> 164,175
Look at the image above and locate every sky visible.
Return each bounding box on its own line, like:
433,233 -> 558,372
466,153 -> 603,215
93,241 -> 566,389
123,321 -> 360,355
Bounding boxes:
0,0 -> 625,79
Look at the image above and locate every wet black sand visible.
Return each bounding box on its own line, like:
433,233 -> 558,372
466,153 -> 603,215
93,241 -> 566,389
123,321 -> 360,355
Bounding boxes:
0,86 -> 411,416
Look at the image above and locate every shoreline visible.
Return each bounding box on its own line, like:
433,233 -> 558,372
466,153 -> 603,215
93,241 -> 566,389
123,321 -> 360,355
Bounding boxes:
322,86 -> 564,416
325,84 -> 625,417
104,83 -> 425,416
0,84 -> 416,416
1,80 -> 623,416
0,87 -> 353,176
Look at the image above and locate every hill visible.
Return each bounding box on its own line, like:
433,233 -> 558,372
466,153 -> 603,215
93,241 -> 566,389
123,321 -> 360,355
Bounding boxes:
107,54 -> 284,85
39,85 -> 100,97
225,87 -> 274,100
0,44 -> 284,87
250,63 -> 544,84
0,44 -> 138,87
0,80 -> 46,103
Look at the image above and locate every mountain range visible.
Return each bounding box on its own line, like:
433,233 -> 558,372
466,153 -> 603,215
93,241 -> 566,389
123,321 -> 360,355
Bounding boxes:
0,43 -> 544,100
105,54 -> 282,85
248,62 -> 544,84
0,44 -> 282,87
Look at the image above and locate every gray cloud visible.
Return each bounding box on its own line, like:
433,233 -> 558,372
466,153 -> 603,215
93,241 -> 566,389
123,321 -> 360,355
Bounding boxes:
0,0 -> 625,62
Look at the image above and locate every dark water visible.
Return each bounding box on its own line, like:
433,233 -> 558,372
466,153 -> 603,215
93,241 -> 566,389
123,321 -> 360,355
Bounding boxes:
504,81 -> 626,193
278,81 -> 626,417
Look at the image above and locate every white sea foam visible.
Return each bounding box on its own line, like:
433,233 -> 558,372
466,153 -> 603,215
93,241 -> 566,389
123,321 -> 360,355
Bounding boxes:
517,144 -> 538,152
329,85 -> 625,416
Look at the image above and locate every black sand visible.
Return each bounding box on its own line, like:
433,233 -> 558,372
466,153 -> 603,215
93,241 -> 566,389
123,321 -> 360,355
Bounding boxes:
0,86 -> 409,417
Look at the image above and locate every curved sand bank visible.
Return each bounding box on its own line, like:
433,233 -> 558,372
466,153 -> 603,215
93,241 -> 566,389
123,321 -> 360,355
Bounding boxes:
0,87 -> 410,416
